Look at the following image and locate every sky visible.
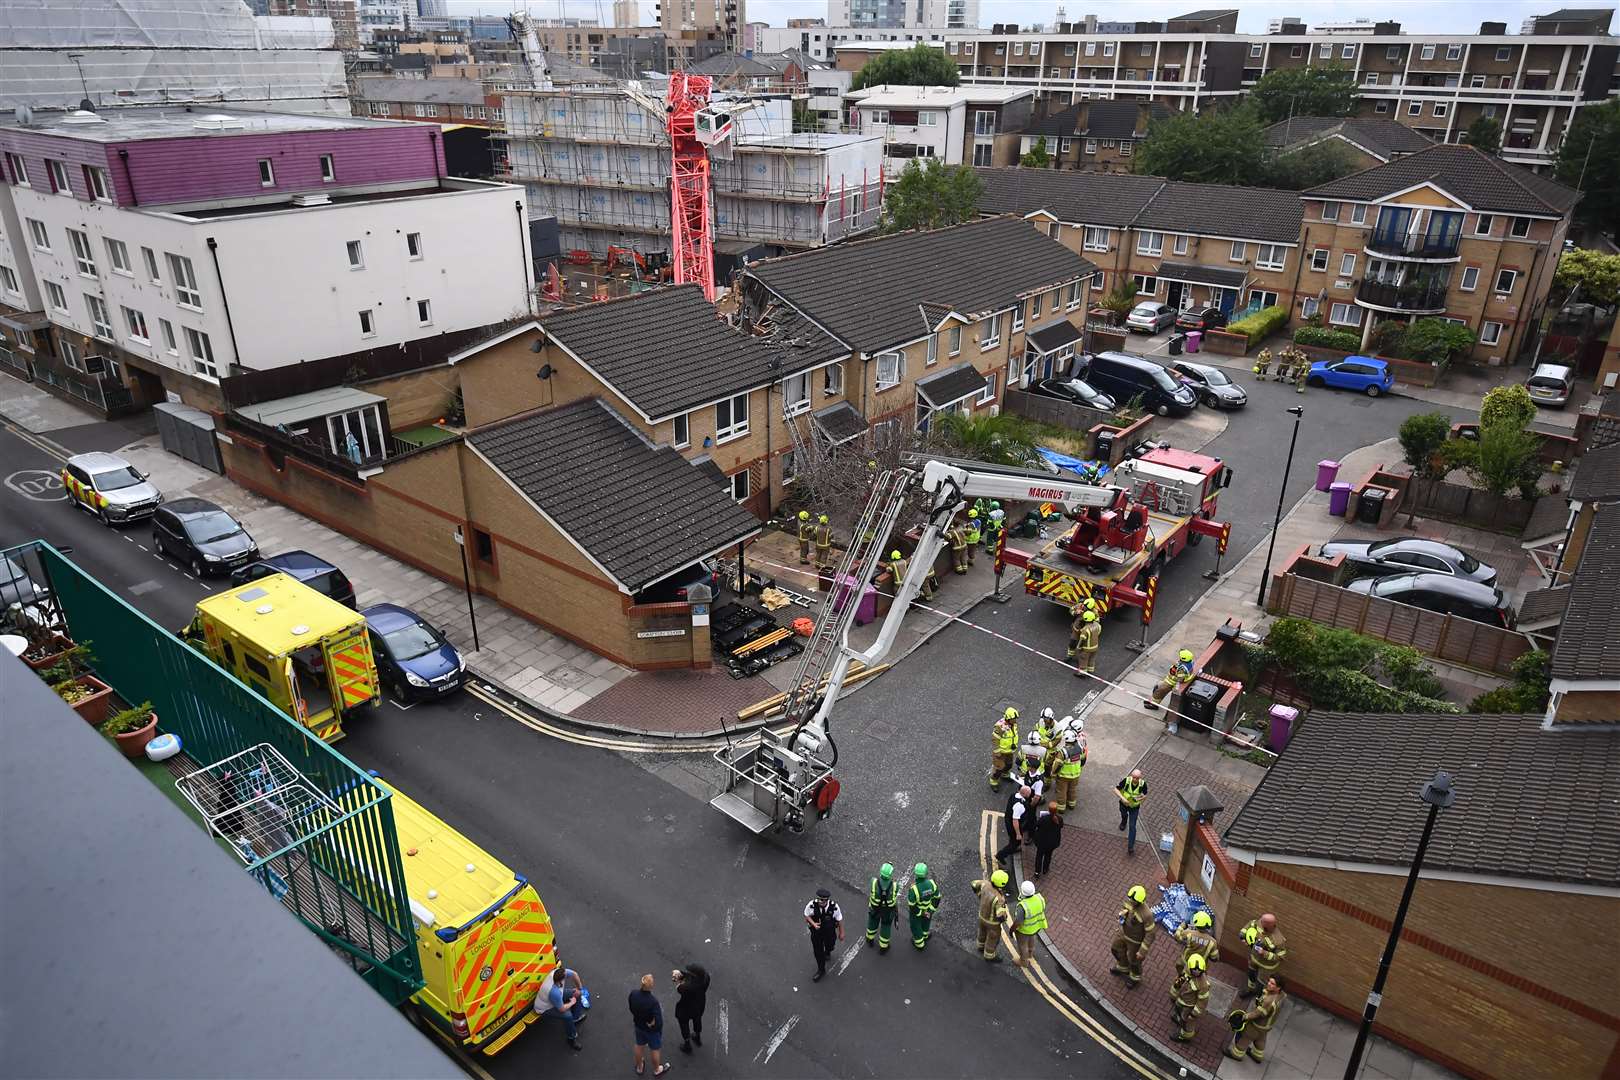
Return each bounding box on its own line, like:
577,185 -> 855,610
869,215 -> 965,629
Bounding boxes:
439,0 -> 1597,34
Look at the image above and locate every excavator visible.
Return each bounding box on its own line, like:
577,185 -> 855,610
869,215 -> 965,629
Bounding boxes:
710,457 -> 1121,835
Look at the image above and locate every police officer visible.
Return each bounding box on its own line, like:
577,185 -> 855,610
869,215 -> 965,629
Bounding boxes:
1052,730 -> 1086,811
797,510 -> 814,564
1109,884 -> 1155,986
947,521 -> 969,573
970,870 -> 1010,962
995,784 -> 1035,866
1227,977 -> 1285,1062
1010,880 -> 1047,967
1170,953 -> 1212,1042
1075,609 -> 1101,677
1239,913 -> 1288,997
804,886 -> 844,982
989,707 -> 1019,790
813,513 -> 833,566
963,509 -> 981,565
907,863 -> 940,950
1174,910 -> 1220,976
865,863 -> 900,952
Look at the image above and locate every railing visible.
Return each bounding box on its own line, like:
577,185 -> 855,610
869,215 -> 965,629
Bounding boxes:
31,363 -> 134,413
1355,277 -> 1451,312
1364,230 -> 1461,259
224,412 -> 444,482
0,344 -> 29,380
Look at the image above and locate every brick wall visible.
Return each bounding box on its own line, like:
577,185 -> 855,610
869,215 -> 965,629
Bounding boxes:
360,366 -> 461,430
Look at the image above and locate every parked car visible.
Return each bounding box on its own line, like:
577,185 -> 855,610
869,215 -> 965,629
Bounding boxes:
1525,363 -> 1574,408
1032,377 -> 1117,412
1125,301 -> 1176,334
1083,351 -> 1198,417
363,603 -> 465,699
61,452 -> 162,526
1319,536 -> 1497,585
231,550 -> 357,609
151,498 -> 258,577
0,554 -> 46,610
1346,573 -> 1512,627
1171,361 -> 1247,409
635,558 -> 722,605
1307,356 -> 1395,397
1173,306 -> 1228,332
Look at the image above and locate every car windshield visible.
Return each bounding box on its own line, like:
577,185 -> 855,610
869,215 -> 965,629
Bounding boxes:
382,622 -> 441,661
1152,370 -> 1180,392
183,511 -> 243,544
93,466 -> 144,491
1199,367 -> 1231,386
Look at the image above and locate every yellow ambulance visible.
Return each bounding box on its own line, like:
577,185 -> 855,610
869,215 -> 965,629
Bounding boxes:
182,572 -> 378,741
382,777 -> 559,1055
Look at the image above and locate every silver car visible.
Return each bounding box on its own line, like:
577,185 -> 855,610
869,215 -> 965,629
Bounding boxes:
1125,301 -> 1175,334
62,452 -> 162,525
1525,363 -> 1574,408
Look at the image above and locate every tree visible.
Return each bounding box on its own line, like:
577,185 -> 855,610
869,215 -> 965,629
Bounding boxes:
1479,384 -> 1537,433
1398,413 -> 1453,480
1552,248 -> 1620,308
1556,98 -> 1620,236
851,43 -> 958,91
1020,135 -> 1052,168
1464,115 -> 1502,154
1133,106 -> 1269,186
1099,280 -> 1139,321
880,159 -> 983,233
1260,139 -> 1359,190
933,412 -> 1040,467
1469,650 -> 1551,713
1467,422 -> 1542,497
1249,65 -> 1357,124
1401,318 -> 1476,367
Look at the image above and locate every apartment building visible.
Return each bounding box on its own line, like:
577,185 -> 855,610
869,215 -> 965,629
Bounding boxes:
1017,100 -> 1171,171
757,26 -> 953,64
0,108 -> 530,413
352,77 -> 507,127
655,0 -> 746,53
828,0 -> 980,31
268,0 -> 360,52
942,7 -> 1620,171
845,84 -> 1034,171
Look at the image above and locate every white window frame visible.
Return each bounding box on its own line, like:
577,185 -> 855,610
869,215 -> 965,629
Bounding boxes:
1318,43 -> 1332,59
1474,214 -> 1493,237
782,371 -> 811,416
1496,46 -> 1512,62
5,152 -> 29,187
166,253 -> 201,308
1290,45 -> 1303,58
729,469 -> 750,502
414,103 -> 438,118
1494,269 -> 1517,295
1301,296 -> 1320,319
1433,102 -> 1448,118
1083,226 -> 1108,251
257,158 -> 275,187
1013,42 -> 1023,55
1510,217 -> 1532,239
1092,271 -> 1105,292
1341,44 -> 1355,59
1249,43 -> 1262,58
358,309 -> 375,337
1386,45 -> 1401,61
27,218 -> 49,252
1322,201 -> 1340,222
1011,303 -> 1025,332
1420,44 -> 1436,60
346,240 -> 365,269
159,319 -> 178,355
672,412 -> 690,449
1365,72 -> 1380,86
87,166 -> 111,202
978,371 -> 997,405
1137,231 -> 1163,257
1480,321 -> 1502,346
1119,141 -> 1133,158
44,280 -> 68,313
142,246 -> 161,283
1445,44 -> 1462,60
1066,281 -> 1081,309
61,340 -> 82,372
1407,102 -> 1422,117
105,237 -> 132,276
1459,266 -> 1479,292
781,448 -> 797,486
85,294 -> 114,341
715,392 -> 751,440
1470,74 -> 1486,88
1168,234 -> 1187,256
1329,302 -> 1362,327
876,350 -> 904,389
1229,241 -> 1247,262
68,229 -> 97,277
1102,42 -> 1114,57
1132,274 -> 1157,296
1350,204 -> 1368,225
1375,102 -> 1390,114
0,264 -> 16,296
184,326 -> 218,379
824,362 -> 844,396
368,102 -> 390,117
1256,244 -> 1286,271
416,298 -> 433,326
320,154 -> 336,182
406,232 -> 424,259
926,332 -> 939,366
1331,251 -> 1353,278
47,159 -> 71,194
121,305 -> 149,344
1311,248 -> 1329,272
980,314 -> 1001,350
1084,138 -> 1098,155
948,327 -> 962,355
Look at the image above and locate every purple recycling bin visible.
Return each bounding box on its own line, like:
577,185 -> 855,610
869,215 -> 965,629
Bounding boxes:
1268,704 -> 1298,752
1328,481 -> 1352,516
1186,330 -> 1202,353
833,574 -> 878,626
1315,459 -> 1341,491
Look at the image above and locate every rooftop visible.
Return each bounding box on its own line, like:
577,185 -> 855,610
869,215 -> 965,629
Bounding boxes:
1083,100 -> 1171,140
1304,143 -> 1581,218
1223,711 -> 1620,890
1134,179 -> 1305,245
0,107 -> 396,144
846,84 -> 1033,107
351,77 -> 490,105
1260,116 -> 1435,162
1568,442 -> 1620,503
1550,502 -> 1620,683
164,178 -> 505,220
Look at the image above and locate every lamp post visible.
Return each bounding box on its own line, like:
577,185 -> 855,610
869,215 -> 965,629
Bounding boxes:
452,526 -> 480,653
1255,405 -> 1304,609
1342,770 -> 1457,1080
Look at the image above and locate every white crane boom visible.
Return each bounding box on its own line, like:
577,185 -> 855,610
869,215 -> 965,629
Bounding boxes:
506,13 -> 552,91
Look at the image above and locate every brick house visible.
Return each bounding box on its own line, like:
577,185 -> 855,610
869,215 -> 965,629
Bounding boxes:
1259,115 -> 1435,172
1018,100 -> 1172,173
1540,497 -> 1620,725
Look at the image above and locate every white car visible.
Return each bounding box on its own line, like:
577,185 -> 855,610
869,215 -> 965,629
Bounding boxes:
1125,301 -> 1175,334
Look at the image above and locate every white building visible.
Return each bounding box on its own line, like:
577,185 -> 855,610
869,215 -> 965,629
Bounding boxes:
844,84 -> 1033,173
357,0 -> 408,42
827,0 -> 978,30
753,25 -> 953,62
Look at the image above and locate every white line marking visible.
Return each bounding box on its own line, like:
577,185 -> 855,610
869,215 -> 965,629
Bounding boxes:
834,941 -> 861,976
135,543 -> 147,551
936,806 -> 954,834
390,698 -> 417,712
715,999 -> 729,1056
733,842 -> 749,870
752,1014 -> 799,1066
723,906 -> 734,946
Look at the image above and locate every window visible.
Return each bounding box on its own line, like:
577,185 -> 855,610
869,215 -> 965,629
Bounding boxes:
346,240 -> 364,269
1301,296 -> 1320,319
729,470 -> 750,502
781,449 -> 797,486
1408,102 -> 1422,117
184,327 -> 219,378
0,265 -> 15,295
783,371 -> 811,415
1256,244 -> 1286,271
981,313 -> 1001,349
1374,102 -> 1389,114
44,281 -> 67,312
978,371 -> 997,405
1013,43 -> 1023,55
1047,221 -> 1061,241
1229,241 -> 1247,262
1433,103 -> 1448,118
4,152 -> 28,186
66,230 -> 96,277
715,393 -> 750,439
972,144 -> 994,167
1494,269 -> 1517,295
1365,72 -> 1379,86
1311,248 -> 1329,272
671,412 -> 690,448
1350,204 -> 1368,225
1064,281 -> 1079,309
414,104 -> 438,118
1102,42 -> 1114,57
61,340 -> 82,371
920,112 -> 937,127
159,319 -> 178,354
1290,45 -> 1303,58
1480,321 -> 1502,346
358,309 -> 375,336
1482,104 -> 1498,119
1137,232 -> 1163,256
1445,44 -> 1462,60
166,253 -> 201,308
994,44 -> 1004,55
122,306 -> 149,343
1084,139 -> 1098,155
876,350 -> 903,389
105,237 -> 132,275
1119,141 -> 1133,158
1172,234 -> 1189,256
926,332 -> 939,365
1329,302 -> 1362,327
1132,274 -> 1156,296
1459,266 -> 1479,291
1386,45 -> 1401,61
86,166 -> 110,201
141,247 -> 160,283
1510,217 -> 1531,239
415,299 -> 432,326
85,295 -> 113,340
1500,75 -> 1513,89
973,110 -> 996,136
1420,44 -> 1435,60
1496,46 -> 1512,62
1092,271 -> 1105,292
1085,42 -> 1096,56
462,105 -> 487,119
1341,44 -> 1355,59
47,159 -> 70,194
256,158 -> 275,187
1139,42 -> 1151,56
1318,44 -> 1332,59
27,218 -> 49,251
320,154 -> 335,182
1011,303 -> 1025,332
1474,214 -> 1493,236
1470,74 -> 1486,88
1249,43 -> 1262,58
1249,289 -> 1279,308
942,326 -> 960,356
1321,201 -> 1339,222
1339,252 -> 1356,276
367,103 -> 389,117
1030,42 -> 1040,56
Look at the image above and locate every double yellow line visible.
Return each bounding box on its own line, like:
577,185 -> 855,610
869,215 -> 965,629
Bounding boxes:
978,810 -> 1173,1080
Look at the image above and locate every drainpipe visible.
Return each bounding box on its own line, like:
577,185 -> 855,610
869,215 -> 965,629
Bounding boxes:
514,199 -> 533,315
116,149 -> 138,205
428,127 -> 441,179
205,237 -> 244,373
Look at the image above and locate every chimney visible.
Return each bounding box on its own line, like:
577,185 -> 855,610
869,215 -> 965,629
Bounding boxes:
1074,101 -> 1090,135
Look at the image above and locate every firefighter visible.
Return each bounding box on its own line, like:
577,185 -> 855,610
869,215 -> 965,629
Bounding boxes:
1144,648 -> 1197,733
814,513 -> 833,566
1052,731 -> 1086,811
1075,609 -> 1101,677
983,504 -> 1005,552
1239,913 -> 1288,997
797,510 -> 814,564
885,549 -> 910,598
1294,356 -> 1309,394
1066,603 -> 1089,663
1171,953 -> 1212,1042
907,863 -> 940,950
1109,884 -> 1155,986
963,509 -> 981,566
1031,707 -> 1057,753
1174,910 -> 1220,975
919,554 -> 940,601
971,870 -> 1011,962
1273,352 -> 1293,384
1228,978 -> 1285,1062
1252,347 -> 1271,381
947,521 -> 969,573
865,863 -> 900,952
990,707 -> 1019,789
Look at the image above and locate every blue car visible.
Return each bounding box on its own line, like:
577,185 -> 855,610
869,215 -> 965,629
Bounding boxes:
362,603 -> 465,700
1307,356 -> 1395,397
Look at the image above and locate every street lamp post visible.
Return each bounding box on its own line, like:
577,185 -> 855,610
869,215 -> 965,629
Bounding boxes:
1255,405 -> 1304,609
1342,770 -> 1457,1080
453,526 -> 481,653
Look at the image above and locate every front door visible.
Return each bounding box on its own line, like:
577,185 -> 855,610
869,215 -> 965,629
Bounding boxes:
1165,281 -> 1184,310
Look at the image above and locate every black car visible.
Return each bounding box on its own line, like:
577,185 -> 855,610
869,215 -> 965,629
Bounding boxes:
1083,351 -> 1198,417
151,498 -> 258,577
1319,536 -> 1497,585
1031,376 -> 1117,412
231,550 -> 357,608
1174,306 -> 1227,332
1171,361 -> 1247,409
1346,573 -> 1511,627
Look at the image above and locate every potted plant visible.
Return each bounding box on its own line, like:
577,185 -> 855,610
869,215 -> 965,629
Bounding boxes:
22,624 -> 76,672
101,700 -> 158,759
41,645 -> 115,726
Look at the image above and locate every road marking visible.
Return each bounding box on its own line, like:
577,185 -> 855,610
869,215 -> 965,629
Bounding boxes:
752,1014 -> 799,1066
390,697 -> 418,712
136,543 -> 148,551
936,806 -> 954,833
723,906 -> 734,946
733,842 -> 749,870
834,940 -> 861,977
5,468 -> 66,502
715,999 -> 729,1055
129,580 -> 161,597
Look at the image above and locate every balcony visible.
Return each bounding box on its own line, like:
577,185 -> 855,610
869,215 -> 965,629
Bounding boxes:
1364,229 -> 1461,261
1355,278 -> 1451,314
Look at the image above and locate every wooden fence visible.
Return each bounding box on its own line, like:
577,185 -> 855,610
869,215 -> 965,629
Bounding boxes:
1403,478 -> 1536,533
1266,572 -> 1530,675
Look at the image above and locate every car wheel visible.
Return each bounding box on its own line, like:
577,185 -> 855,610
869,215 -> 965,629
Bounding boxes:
190,556 -> 204,577
1203,393 -> 1219,408
98,506 -> 111,526
1308,376 -> 1326,388
1156,403 -> 1170,417
151,528 -> 164,554
1365,384 -> 1381,398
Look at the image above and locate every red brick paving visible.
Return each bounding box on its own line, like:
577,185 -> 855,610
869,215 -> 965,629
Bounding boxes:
570,668 -> 777,735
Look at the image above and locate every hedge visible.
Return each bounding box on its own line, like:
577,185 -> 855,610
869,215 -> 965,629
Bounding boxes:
1293,325 -> 1360,351
1226,304 -> 1288,347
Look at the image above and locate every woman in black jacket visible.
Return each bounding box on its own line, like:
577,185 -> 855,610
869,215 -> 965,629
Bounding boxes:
673,963 -> 710,1054
1032,802 -> 1064,877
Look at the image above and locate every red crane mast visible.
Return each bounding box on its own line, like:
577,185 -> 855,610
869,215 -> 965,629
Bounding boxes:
666,71 -> 716,301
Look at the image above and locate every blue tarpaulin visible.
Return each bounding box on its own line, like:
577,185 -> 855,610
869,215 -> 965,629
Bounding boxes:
1037,448 -> 1110,482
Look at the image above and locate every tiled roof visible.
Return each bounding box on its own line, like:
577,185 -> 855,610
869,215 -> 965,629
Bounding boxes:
1550,502 -> 1620,682
1591,394 -> 1620,451
975,168 -> 1167,228
1520,494 -> 1571,542
917,362 -> 988,406
1304,144 -> 1580,217
1028,321 -> 1082,352
1133,181 -> 1305,245
1082,100 -> 1170,141
1155,261 -> 1247,288
1516,584 -> 1569,628
746,216 -> 1096,354
688,52 -> 779,76
1569,443 -> 1620,502
1223,711 -> 1620,889
812,401 -> 867,444
352,77 -> 487,105
1260,116 -> 1433,162
537,285 -> 843,422
1024,104 -> 1084,138
466,399 -> 760,592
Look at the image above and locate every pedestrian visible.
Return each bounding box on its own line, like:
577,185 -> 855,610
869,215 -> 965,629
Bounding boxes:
1109,884 -> 1155,987
947,521 -> 969,573
1170,953 -> 1212,1043
1031,802 -> 1063,878
796,510 -> 813,564
544,965 -> 587,1051
906,863 -> 940,949
1074,609 -> 1101,677
814,513 -> 833,566
970,870 -> 1010,962
672,964 -> 709,1055
1239,913 -> 1288,997
989,707 -> 1019,790
1010,880 -> 1047,966
1115,769 -> 1147,855
1227,977 -> 1286,1063
628,973 -> 670,1076
1052,729 -> 1086,811
995,784 -> 1034,866
865,863 -> 900,952
1144,649 -> 1197,733
963,509 -> 981,565
1173,910 -> 1220,976
804,886 -> 845,982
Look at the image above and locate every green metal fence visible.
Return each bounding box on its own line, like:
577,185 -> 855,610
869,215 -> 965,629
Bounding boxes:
9,541 -> 423,1005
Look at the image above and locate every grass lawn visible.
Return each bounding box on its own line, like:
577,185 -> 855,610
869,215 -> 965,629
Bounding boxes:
393,424 -> 458,449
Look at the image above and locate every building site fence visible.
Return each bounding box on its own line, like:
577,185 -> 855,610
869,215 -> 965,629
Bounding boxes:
9,541 -> 423,1006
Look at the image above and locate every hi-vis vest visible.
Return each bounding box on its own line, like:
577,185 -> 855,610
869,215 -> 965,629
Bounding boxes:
994,721 -> 1018,753
1017,894 -> 1047,935
1119,776 -> 1146,807
869,876 -> 899,909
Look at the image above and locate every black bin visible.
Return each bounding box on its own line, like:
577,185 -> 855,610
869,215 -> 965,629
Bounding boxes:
1181,677 -> 1222,732
1095,429 -> 1117,460
1357,487 -> 1387,525
1168,333 -> 1186,356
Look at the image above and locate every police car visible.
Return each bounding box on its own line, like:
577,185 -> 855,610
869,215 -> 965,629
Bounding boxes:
61,452 -> 162,525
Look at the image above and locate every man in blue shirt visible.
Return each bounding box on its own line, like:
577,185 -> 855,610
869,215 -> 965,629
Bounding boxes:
545,966 -> 586,1051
